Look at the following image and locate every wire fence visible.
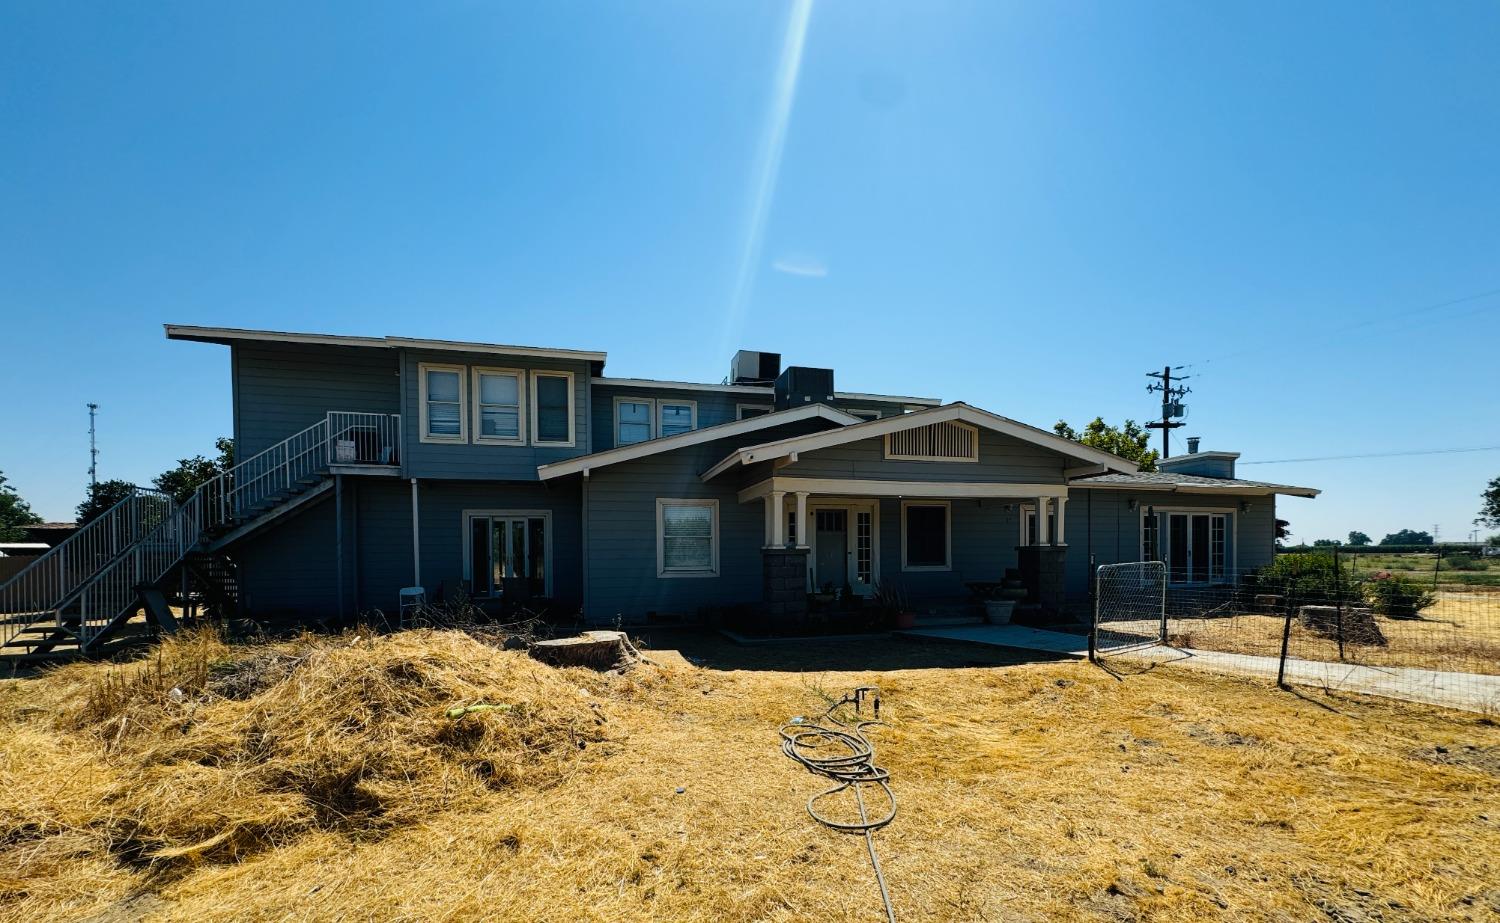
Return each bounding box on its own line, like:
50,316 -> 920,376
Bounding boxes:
1092,551 -> 1500,713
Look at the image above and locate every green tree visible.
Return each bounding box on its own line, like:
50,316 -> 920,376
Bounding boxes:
153,437 -> 235,505
1312,538 -> 1340,547
1347,530 -> 1372,546
1477,475 -> 1500,530
1052,418 -> 1159,472
1275,519 -> 1292,545
76,479 -> 137,526
1379,529 -> 1433,546
0,470 -> 43,542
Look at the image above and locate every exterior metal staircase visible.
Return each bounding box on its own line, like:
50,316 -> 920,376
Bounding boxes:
0,412 -> 399,659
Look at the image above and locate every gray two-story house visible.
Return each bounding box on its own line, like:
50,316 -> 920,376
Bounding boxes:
0,324 -> 1319,655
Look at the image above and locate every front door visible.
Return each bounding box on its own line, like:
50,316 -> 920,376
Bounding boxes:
1164,512 -> 1224,584
806,503 -> 877,597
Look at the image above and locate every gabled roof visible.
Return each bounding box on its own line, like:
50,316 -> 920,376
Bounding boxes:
165,324 -> 607,364
1069,471 -> 1320,498
535,403 -> 861,481
700,402 -> 1140,481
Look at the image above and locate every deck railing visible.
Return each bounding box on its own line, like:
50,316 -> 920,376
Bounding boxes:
8,412 -> 402,651
0,487 -> 174,648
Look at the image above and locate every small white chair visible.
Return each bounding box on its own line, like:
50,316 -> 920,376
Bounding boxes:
398,586 -> 426,626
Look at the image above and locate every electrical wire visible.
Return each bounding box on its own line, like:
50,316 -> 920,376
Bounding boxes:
780,686 -> 897,923
1240,445 -> 1500,465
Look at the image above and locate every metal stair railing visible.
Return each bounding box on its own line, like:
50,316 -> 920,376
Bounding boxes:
61,412 -> 401,649
0,487 -> 173,648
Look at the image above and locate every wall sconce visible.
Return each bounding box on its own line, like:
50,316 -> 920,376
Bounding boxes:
1127,498 -> 1138,511
1240,500 -> 1252,512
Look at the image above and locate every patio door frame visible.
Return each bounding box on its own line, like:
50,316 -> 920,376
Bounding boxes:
792,499 -> 880,597
1138,505 -> 1235,586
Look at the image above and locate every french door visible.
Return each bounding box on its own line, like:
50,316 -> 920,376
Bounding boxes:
468,512 -> 549,597
791,502 -> 877,596
1152,512 -> 1227,585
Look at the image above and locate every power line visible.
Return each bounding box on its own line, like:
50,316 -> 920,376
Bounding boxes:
1240,445 -> 1500,466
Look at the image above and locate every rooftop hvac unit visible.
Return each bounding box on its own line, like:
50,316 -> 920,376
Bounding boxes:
731,350 -> 782,384
774,366 -> 835,410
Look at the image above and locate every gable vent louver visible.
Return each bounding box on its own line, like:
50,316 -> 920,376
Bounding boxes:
884,420 -> 979,462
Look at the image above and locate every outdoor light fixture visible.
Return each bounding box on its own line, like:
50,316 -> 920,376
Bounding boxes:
1240,500 -> 1252,512
1127,499 -> 1138,511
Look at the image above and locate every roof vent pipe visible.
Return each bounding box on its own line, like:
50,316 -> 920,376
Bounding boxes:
1186,436 -> 1201,454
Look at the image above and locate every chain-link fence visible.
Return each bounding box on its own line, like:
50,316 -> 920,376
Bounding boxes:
1092,550 -> 1500,713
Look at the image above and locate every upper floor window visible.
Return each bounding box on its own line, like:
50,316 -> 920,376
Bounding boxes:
616,398 -> 653,446
473,368 -> 525,444
737,404 -> 772,420
530,371 -> 575,446
658,401 -> 695,437
420,364 -> 467,443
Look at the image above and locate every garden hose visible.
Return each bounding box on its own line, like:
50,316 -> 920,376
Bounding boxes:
780,686 -> 898,923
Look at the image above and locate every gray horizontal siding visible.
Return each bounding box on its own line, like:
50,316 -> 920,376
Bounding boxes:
779,428 -> 1068,484
875,498 -> 1022,602
232,343 -> 400,459
235,476 -> 583,621
400,349 -> 593,480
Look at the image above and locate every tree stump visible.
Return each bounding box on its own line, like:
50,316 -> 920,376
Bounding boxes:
528,630 -> 643,670
1298,605 -> 1386,646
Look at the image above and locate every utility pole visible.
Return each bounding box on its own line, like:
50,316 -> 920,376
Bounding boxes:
1144,366 -> 1191,458
87,402 -> 100,487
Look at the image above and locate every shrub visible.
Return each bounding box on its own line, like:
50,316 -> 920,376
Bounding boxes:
1364,574 -> 1436,619
1440,554 -> 1486,572
1256,553 -> 1362,604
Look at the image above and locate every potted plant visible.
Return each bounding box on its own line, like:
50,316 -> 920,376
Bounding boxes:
874,580 -> 914,629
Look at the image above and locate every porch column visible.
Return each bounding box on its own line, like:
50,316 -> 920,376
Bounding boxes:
794,491 -> 810,548
1053,497 -> 1068,545
769,490 -> 787,547
1035,496 -> 1050,544
410,477 -> 421,587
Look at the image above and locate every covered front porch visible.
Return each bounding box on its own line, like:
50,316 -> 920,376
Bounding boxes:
736,477 -> 1073,630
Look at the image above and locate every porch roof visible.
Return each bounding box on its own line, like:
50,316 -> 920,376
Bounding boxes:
1069,471 -> 1320,498
700,402 -> 1140,482
535,403 -> 861,480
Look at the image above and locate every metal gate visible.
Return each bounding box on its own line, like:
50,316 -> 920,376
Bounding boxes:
1092,561 -> 1167,660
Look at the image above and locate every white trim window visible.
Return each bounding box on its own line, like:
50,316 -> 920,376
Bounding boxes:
737,404 -> 772,420
657,498 -> 719,577
901,500 -> 951,571
615,397 -> 654,446
530,370 -> 576,447
1019,504 -> 1057,546
1141,508 -> 1234,585
847,409 -> 882,421
472,368 -> 525,444
420,363 -> 467,443
885,420 -> 979,462
658,400 -> 696,437
463,509 -> 552,598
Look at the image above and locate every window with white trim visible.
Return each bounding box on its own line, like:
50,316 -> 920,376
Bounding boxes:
847,409 -> 881,421
658,400 -> 695,437
420,364 -> 466,442
901,501 -> 950,570
530,371 -> 575,446
615,398 -> 653,446
473,368 -> 524,444
657,499 -> 719,577
737,404 -> 772,420
885,420 -> 979,462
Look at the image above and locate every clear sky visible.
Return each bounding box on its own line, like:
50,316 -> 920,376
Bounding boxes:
2,1 -> 1497,543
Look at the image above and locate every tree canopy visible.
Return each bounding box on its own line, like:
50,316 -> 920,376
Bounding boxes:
1052,418 -> 1159,472
153,437 -> 235,505
0,470 -> 43,542
76,479 -> 137,526
1347,531 -> 1372,546
1380,529 -> 1433,546
1312,538 -> 1340,547
1477,475 -> 1500,530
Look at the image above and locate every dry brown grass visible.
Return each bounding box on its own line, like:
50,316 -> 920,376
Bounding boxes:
3,628 -> 1499,922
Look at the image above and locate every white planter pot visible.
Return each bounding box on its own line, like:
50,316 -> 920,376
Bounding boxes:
984,600 -> 1015,624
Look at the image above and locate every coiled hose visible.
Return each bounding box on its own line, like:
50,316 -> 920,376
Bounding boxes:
780,686 -> 897,923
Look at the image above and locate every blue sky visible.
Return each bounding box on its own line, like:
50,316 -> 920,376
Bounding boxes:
2,1 -> 1497,542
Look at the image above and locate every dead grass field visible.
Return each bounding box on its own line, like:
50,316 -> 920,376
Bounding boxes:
3,628 -> 1500,922
1164,590 -> 1500,676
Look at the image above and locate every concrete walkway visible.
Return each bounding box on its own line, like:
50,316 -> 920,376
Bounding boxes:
898,624 -> 1500,713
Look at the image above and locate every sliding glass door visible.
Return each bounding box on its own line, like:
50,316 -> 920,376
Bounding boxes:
468,513 -> 548,598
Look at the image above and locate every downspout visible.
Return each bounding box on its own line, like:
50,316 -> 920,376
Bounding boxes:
351,480 -> 360,613
581,470 -> 591,624
335,474 -> 344,620
410,477 -> 421,588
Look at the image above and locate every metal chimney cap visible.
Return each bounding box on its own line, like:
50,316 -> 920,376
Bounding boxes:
1186,436 -> 1201,454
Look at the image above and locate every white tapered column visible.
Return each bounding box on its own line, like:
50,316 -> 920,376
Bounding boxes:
1054,496 -> 1068,545
794,491 -> 810,548
1035,496 -> 1050,545
770,491 -> 787,547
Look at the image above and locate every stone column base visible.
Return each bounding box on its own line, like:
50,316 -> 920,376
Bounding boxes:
1016,544 -> 1068,618
761,547 -> 809,632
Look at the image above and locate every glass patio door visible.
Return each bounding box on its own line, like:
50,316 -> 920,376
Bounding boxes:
1163,512 -> 1225,585
469,514 -> 547,597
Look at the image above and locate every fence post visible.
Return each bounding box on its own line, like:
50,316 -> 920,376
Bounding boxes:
1432,546 -> 1441,590
1088,566 -> 1098,662
1276,579 -> 1293,689
1334,545 -> 1345,661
